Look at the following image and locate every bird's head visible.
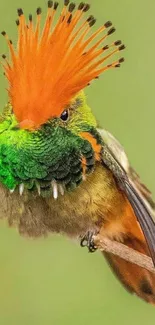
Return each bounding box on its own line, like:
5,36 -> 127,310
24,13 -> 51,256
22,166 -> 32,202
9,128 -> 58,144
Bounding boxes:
0,1 -> 125,197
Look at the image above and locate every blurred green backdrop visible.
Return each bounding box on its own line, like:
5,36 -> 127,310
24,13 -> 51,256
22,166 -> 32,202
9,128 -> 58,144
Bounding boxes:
0,0 -> 155,324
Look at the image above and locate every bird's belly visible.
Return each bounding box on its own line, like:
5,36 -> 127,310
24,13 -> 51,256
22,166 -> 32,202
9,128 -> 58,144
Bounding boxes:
45,164 -> 128,237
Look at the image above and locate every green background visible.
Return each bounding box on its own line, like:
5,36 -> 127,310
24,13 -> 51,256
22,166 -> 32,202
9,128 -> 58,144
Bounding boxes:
0,0 -> 155,324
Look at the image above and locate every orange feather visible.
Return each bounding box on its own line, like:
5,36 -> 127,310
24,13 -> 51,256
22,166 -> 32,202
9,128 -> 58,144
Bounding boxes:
2,1 -> 125,129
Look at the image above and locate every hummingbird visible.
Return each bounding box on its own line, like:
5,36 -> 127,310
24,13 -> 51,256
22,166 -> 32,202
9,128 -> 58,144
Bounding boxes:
0,0 -> 155,304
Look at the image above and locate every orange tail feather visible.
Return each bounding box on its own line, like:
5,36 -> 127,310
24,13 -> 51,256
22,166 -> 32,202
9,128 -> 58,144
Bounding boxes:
104,231 -> 155,304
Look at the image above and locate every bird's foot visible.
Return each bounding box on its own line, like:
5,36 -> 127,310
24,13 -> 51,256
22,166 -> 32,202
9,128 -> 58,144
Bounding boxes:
80,231 -> 98,253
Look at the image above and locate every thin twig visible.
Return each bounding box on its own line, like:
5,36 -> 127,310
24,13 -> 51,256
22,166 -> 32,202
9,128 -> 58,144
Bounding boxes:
94,235 -> 155,274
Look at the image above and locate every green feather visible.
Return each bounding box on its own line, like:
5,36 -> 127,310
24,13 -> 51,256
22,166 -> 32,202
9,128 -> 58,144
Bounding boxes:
0,93 -> 102,196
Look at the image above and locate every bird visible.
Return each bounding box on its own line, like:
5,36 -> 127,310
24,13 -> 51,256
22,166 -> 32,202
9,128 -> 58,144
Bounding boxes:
0,0 -> 155,304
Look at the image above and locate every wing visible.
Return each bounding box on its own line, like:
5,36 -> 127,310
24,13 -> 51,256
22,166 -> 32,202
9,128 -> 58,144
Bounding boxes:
98,128 -> 155,267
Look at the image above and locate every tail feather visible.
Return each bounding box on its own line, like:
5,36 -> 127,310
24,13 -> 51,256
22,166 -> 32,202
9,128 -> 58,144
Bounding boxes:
104,237 -> 155,304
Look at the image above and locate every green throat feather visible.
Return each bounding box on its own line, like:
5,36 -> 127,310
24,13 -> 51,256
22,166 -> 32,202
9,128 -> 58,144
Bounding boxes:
0,93 -> 102,197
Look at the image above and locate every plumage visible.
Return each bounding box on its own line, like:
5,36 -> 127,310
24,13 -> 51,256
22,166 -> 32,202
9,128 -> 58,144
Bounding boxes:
0,0 -> 155,305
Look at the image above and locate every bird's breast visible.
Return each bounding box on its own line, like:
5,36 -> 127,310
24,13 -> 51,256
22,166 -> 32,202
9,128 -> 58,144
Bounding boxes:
45,163 -> 128,238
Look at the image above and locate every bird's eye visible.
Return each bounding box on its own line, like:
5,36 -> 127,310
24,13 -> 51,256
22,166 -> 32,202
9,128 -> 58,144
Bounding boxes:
60,109 -> 69,121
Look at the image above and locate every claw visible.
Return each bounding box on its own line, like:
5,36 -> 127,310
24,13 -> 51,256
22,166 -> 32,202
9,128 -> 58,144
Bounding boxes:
80,231 -> 98,253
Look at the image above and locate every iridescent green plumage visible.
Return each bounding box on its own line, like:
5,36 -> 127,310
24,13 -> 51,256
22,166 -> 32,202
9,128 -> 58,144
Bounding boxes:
0,93 -> 101,196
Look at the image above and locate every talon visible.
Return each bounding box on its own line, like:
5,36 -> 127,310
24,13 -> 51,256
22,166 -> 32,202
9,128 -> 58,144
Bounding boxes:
80,231 -> 98,253
80,235 -> 88,248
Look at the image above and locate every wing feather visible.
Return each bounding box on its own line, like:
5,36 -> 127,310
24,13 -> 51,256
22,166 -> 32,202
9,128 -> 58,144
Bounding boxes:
98,128 -> 155,267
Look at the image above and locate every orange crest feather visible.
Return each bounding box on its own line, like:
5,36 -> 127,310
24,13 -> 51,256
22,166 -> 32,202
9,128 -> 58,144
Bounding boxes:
2,1 -> 125,129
